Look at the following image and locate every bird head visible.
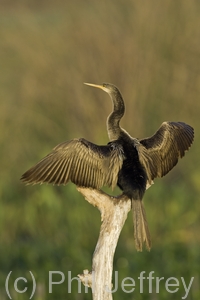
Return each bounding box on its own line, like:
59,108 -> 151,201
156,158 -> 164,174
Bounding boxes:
84,82 -> 119,95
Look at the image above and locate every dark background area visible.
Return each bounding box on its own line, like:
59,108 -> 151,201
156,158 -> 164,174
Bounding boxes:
0,0 -> 199,299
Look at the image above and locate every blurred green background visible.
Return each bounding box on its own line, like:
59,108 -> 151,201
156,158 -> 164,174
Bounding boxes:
0,0 -> 199,299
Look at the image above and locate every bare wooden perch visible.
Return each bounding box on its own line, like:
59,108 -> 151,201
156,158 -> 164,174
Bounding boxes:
77,187 -> 131,300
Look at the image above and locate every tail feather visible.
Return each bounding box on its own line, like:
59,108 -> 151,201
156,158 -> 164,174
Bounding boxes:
132,199 -> 151,251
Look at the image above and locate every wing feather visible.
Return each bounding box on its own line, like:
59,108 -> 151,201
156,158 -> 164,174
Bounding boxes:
21,138 -> 124,190
138,121 -> 194,180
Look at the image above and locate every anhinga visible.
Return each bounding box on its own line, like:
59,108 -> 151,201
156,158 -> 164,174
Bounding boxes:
21,83 -> 194,251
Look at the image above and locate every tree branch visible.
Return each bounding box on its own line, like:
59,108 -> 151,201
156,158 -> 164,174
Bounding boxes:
77,187 -> 131,300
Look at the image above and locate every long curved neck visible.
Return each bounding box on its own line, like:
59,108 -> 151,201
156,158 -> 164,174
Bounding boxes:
107,90 -> 125,141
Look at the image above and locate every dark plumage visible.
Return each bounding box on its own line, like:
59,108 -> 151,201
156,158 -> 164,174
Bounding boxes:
21,83 -> 194,251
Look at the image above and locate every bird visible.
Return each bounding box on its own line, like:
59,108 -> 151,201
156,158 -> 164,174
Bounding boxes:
21,83 -> 194,251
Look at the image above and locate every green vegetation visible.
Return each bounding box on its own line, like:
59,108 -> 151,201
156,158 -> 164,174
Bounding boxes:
0,0 -> 199,299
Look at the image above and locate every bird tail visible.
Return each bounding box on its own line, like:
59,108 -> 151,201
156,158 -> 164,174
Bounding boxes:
132,199 -> 151,251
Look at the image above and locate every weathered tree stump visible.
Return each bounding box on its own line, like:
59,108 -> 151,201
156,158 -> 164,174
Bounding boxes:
77,187 -> 131,300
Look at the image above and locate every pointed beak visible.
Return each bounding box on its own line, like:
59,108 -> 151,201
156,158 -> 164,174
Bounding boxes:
84,82 -> 109,93
84,83 -> 104,90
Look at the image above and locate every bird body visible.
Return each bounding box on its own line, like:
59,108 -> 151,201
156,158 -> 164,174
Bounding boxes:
21,83 -> 194,251
116,135 -> 147,199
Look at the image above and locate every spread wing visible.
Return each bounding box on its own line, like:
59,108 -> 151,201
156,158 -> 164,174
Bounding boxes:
137,122 -> 194,180
21,138 -> 124,190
